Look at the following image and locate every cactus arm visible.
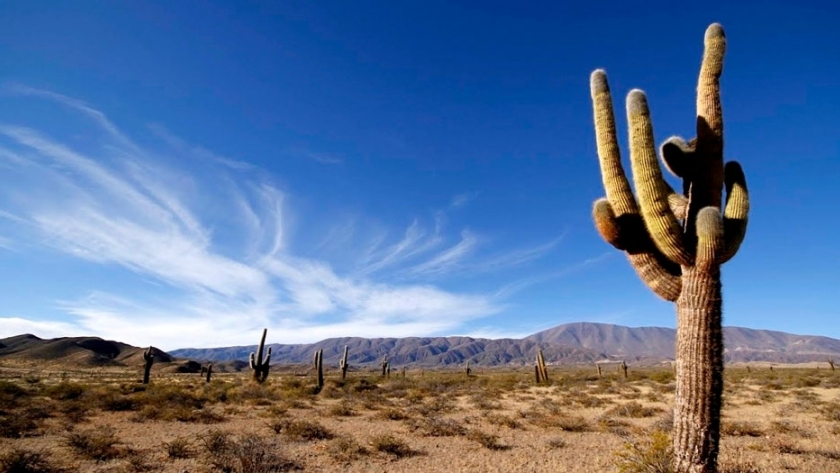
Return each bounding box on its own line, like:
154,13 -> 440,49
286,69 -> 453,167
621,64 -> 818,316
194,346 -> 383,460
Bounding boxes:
660,136 -> 695,181
590,70 -> 638,217
256,329 -> 267,366
626,90 -> 693,266
590,74 -> 683,302
593,199 -> 682,302
696,207 -> 724,270
695,25 -> 726,202
249,352 -> 256,370
668,193 -> 689,221
718,161 -> 749,263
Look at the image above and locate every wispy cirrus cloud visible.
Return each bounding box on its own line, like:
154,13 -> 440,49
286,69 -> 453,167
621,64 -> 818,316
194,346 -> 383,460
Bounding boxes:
0,86 -> 511,348
0,86 -> 596,350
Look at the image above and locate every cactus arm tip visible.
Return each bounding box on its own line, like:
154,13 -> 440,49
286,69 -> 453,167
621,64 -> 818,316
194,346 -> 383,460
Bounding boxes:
590,69 -> 609,95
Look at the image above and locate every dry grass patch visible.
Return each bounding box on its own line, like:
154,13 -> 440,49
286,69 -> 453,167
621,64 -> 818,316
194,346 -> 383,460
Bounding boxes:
273,418 -> 334,441
368,434 -> 420,458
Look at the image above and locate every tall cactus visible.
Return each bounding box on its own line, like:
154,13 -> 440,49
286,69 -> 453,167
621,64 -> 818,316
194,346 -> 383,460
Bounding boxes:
588,23 -> 748,472
339,345 -> 349,380
142,346 -> 154,384
534,349 -> 549,384
204,363 -> 213,383
249,328 -> 272,384
314,348 -> 324,391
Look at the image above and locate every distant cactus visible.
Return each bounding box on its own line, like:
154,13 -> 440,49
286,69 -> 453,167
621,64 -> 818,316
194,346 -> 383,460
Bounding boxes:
339,345 -> 349,380
314,348 -> 324,392
829,358 -> 835,372
204,363 -> 212,383
249,328 -> 272,384
464,360 -> 471,377
588,23 -> 748,472
620,360 -> 628,379
380,355 -> 389,377
534,349 -> 549,384
597,364 -> 602,378
142,347 -> 154,384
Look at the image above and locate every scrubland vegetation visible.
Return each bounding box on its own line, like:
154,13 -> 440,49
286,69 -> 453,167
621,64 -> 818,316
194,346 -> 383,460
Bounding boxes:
0,364 -> 838,472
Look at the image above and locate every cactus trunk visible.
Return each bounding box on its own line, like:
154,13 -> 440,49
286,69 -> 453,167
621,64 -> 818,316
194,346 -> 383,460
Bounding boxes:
674,266 -> 723,472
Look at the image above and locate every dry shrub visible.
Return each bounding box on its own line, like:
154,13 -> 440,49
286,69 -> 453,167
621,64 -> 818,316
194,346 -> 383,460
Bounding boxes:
721,421 -> 764,438
483,412 -> 520,429
605,401 -> 663,418
202,433 -> 300,472
613,429 -> 673,473
164,436 -> 193,459
405,416 -> 467,437
377,407 -> 410,421
326,436 -> 369,462
64,426 -> 122,461
369,434 -> 418,458
326,400 -> 356,417
273,419 -> 333,441
769,420 -> 811,438
0,448 -> 67,473
466,429 -> 507,450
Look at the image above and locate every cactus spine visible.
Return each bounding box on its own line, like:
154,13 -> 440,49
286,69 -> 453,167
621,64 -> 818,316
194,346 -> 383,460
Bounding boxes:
588,23 -> 748,473
314,348 -> 324,391
534,349 -> 549,384
249,328 -> 272,384
142,346 -> 154,384
339,345 -> 349,380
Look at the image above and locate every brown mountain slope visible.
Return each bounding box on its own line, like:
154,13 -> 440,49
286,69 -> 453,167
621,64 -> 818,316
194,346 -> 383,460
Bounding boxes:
0,334 -> 174,368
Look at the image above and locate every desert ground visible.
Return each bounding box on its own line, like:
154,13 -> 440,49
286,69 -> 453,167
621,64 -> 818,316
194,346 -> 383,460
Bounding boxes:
1,362 -> 839,472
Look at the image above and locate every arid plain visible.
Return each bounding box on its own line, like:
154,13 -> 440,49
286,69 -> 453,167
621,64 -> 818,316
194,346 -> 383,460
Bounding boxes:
1,360 -> 839,473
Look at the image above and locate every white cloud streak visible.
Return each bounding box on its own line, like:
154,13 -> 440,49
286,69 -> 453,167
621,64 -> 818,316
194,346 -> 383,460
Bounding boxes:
1,87 -> 575,350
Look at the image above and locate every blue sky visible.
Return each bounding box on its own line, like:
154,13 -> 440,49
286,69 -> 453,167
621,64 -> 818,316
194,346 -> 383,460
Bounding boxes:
0,1 -> 838,350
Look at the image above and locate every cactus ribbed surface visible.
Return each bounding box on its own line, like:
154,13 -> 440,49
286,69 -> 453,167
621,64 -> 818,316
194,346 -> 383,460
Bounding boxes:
249,328 -> 272,384
588,23 -> 749,473
142,346 -> 154,385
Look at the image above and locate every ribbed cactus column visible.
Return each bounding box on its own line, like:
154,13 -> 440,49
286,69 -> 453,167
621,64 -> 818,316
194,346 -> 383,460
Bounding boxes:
249,328 -> 272,384
587,23 -> 749,473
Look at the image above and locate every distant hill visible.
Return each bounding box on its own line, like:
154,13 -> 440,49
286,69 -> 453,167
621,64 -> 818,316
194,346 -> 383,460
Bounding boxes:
170,322 -> 840,367
3,323 -> 839,370
0,334 -> 196,373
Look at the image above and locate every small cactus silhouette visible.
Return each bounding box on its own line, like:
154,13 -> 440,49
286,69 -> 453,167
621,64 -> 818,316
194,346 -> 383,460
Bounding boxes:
249,328 -> 272,384
142,347 -> 154,384
313,348 -> 324,392
339,345 -> 349,380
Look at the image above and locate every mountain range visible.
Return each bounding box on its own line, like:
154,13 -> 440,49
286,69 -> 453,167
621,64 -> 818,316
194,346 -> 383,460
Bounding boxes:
169,322 -> 840,367
2,323 -> 839,370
